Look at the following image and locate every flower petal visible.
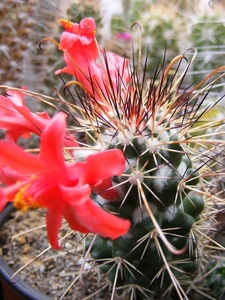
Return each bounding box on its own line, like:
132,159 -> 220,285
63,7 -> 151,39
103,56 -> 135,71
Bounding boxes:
59,180 -> 91,205
0,141 -> 46,176
93,178 -> 121,200
63,200 -> 130,239
81,149 -> 126,186
0,93 -> 51,142
46,208 -> 63,249
6,88 -> 27,106
0,95 -> 33,141
59,182 -> 130,238
16,105 -> 50,135
62,202 -> 92,233
40,112 -> 67,172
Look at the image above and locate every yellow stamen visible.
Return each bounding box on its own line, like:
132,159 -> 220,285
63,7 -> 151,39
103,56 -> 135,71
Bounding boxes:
14,185 -> 40,212
58,18 -> 73,30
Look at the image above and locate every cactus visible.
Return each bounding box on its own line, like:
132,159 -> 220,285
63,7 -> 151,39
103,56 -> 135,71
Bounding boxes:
69,53 -> 225,299
0,0 -> 39,87
110,1 -> 188,69
0,0 -> 70,92
109,0 -> 225,85
190,14 -> 225,86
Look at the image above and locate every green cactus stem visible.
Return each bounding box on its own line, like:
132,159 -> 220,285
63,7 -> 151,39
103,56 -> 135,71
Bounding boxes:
69,52 -> 225,299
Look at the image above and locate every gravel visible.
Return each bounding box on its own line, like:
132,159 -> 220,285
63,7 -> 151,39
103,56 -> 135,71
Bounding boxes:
0,208 -> 111,300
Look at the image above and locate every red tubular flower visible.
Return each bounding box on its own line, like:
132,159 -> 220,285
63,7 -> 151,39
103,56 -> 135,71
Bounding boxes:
55,18 -> 130,106
55,19 -> 104,96
0,113 -> 130,249
0,89 -> 78,147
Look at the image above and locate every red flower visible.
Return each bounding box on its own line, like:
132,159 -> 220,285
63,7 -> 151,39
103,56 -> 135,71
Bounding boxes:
55,18 -> 130,107
0,88 -> 77,147
0,88 -> 50,142
0,113 -> 130,249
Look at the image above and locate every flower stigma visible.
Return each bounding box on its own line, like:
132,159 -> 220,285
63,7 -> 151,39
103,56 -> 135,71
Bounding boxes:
58,18 -> 73,30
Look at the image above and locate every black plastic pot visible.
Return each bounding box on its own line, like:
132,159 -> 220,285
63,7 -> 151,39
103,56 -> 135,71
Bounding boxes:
0,204 -> 51,300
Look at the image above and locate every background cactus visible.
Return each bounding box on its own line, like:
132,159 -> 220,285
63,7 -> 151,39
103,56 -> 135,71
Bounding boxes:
0,0 -> 40,88
109,0 -> 190,68
0,0 -> 74,93
190,14 -> 225,88
108,0 -> 225,88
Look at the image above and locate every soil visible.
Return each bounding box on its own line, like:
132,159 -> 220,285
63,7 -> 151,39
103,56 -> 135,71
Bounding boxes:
0,207 -> 111,300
